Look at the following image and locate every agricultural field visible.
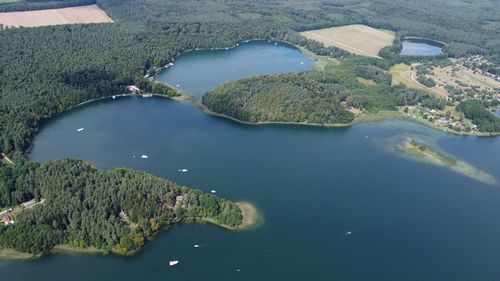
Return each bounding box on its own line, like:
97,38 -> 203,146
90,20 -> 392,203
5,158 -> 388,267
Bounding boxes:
426,63 -> 500,95
0,4 -> 113,28
300,24 -> 395,58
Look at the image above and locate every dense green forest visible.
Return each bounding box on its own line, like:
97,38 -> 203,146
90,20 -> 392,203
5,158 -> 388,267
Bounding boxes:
456,100 -> 500,132
202,63 -> 446,125
1,0 -> 500,256
0,159 -> 242,255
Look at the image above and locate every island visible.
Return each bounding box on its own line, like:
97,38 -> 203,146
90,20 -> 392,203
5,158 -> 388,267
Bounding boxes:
394,137 -> 497,185
0,159 -> 258,259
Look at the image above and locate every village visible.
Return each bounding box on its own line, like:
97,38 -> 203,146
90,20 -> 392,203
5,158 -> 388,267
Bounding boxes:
0,198 -> 44,227
403,103 -> 479,133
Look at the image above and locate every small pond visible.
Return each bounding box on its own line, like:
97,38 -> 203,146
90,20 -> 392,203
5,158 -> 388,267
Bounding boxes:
400,39 -> 442,56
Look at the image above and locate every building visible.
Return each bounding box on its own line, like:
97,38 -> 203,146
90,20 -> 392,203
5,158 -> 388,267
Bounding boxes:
119,210 -> 128,219
23,199 -> 36,208
2,216 -> 11,225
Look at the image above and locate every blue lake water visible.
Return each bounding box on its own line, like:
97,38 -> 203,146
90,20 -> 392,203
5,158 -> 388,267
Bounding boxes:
400,39 -> 442,56
157,40 -> 315,97
2,42 -> 500,281
495,110 -> 500,118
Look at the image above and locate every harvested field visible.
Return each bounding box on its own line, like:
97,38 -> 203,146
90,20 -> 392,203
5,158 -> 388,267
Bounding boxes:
300,24 -> 395,58
0,4 -> 113,28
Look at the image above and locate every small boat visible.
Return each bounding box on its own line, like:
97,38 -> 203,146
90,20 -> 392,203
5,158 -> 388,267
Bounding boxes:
169,260 -> 179,266
141,155 -> 149,159
344,231 -> 352,236
177,168 -> 188,173
274,42 -> 277,45
194,244 -> 199,248
112,95 -> 116,99
176,84 -> 181,87
77,128 -> 84,132
210,190 -> 216,194
300,62 -> 304,65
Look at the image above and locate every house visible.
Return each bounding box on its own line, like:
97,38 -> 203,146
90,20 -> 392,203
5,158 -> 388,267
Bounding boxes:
2,216 -> 11,225
126,85 -> 141,93
176,195 -> 184,202
119,210 -> 128,219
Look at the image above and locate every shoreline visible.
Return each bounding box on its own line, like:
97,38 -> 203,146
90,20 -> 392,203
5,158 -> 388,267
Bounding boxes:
194,99 -> 500,136
0,201 -> 259,260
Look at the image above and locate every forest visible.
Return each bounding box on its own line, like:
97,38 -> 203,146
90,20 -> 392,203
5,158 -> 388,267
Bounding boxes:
0,159 -> 242,255
202,62 -> 446,125
1,0 -> 500,256
456,100 -> 500,132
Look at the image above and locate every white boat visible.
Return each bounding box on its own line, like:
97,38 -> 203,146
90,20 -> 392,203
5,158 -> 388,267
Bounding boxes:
141,155 -> 149,159
176,84 -> 181,87
344,231 -> 352,236
112,95 -> 116,99
178,168 -> 188,173
300,62 -> 304,65
77,128 -> 84,132
194,244 -> 199,248
210,190 -> 216,194
169,260 -> 179,266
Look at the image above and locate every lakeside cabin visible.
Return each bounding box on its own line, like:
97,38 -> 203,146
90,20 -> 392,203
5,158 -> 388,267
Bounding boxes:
126,85 -> 141,93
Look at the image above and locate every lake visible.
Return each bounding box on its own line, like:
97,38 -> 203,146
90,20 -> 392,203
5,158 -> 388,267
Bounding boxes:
400,39 -> 442,56
156,40 -> 315,97
495,109 -> 500,118
3,42 -> 500,281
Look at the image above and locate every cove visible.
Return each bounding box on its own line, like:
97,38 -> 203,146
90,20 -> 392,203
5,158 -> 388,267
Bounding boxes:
400,39 -> 442,56
5,43 -> 500,281
156,40 -> 315,97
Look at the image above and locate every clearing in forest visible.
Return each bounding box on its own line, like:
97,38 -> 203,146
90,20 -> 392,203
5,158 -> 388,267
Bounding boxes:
390,63 -> 446,97
300,24 -> 395,58
0,4 -> 113,28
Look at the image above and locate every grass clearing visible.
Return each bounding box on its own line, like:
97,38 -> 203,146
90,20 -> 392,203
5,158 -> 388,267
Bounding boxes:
300,24 -> 395,58
357,77 -> 376,85
0,4 -> 113,28
390,63 -> 445,97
